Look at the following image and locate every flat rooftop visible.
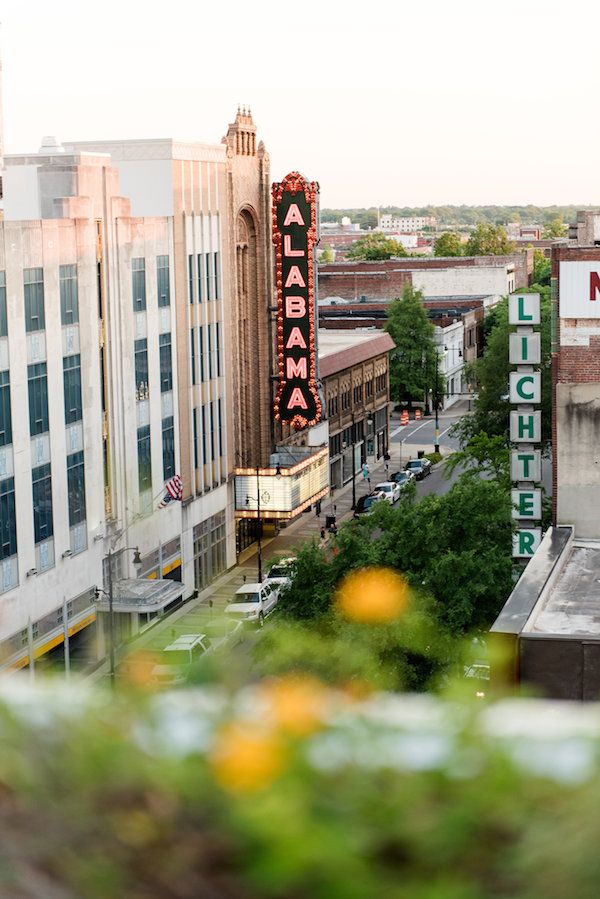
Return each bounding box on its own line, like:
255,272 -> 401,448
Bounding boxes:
525,543 -> 600,637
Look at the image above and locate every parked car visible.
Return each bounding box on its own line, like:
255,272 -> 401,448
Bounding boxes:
353,492 -> 386,516
224,582 -> 278,627
150,634 -> 213,687
389,470 -> 415,489
201,617 -> 245,649
264,557 -> 296,595
405,458 -> 432,480
374,481 -> 401,504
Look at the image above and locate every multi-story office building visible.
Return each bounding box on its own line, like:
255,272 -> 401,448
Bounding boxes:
0,108 -> 275,670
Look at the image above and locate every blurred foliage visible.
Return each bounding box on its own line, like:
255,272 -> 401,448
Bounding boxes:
3,678 -> 600,898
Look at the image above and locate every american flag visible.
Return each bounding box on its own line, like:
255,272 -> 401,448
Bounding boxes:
157,474 -> 183,508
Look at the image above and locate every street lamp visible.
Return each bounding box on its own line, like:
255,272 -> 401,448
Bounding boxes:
342,411 -> 358,510
245,465 -> 268,584
102,545 -> 142,690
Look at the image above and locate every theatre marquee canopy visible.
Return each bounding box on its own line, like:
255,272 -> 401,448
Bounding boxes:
235,447 -> 328,520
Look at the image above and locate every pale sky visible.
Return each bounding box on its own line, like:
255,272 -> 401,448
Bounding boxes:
2,0 -> 599,208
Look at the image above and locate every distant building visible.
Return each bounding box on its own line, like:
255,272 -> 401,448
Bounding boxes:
569,210 -> 600,245
379,214 -> 436,232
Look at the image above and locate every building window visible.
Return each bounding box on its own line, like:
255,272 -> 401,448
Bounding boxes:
193,511 -> 227,591
365,378 -> 373,398
32,463 -> 53,543
0,272 -> 6,338
188,255 -> 195,303
137,425 -> 152,494
207,324 -> 213,380
205,252 -> 211,300
214,252 -> 220,299
329,433 -> 342,457
60,264 -> 79,325
0,371 -> 11,447
63,354 -> 83,424
132,258 -> 146,312
0,476 -> 16,563
197,254 -> 204,302
157,256 -> 170,307
353,384 -> 363,405
201,406 -> 207,468
216,322 -> 221,377
162,416 -> 175,480
67,451 -> 86,526
134,338 -> 148,398
199,326 -> 205,382
159,332 -> 173,393
28,362 -> 49,436
190,329 -> 197,385
209,401 -> 215,462
24,268 -> 45,332
218,398 -> 223,458
193,408 -> 199,469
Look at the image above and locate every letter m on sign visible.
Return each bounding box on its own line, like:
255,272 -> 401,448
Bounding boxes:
590,271 -> 600,301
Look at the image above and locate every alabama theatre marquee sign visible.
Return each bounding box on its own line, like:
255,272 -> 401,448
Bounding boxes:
272,172 -> 322,430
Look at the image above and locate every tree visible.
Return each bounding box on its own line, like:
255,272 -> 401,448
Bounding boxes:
542,216 -> 567,239
319,244 -> 334,263
465,223 -> 516,256
277,475 -> 513,638
346,232 -> 408,261
385,284 -> 438,405
434,231 -> 463,257
532,249 -> 551,287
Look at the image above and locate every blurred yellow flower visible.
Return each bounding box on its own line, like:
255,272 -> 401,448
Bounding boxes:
119,650 -> 160,690
335,566 -> 410,623
210,723 -> 286,794
260,674 -> 327,737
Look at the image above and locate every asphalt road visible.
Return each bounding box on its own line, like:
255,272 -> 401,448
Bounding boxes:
389,409 -> 466,458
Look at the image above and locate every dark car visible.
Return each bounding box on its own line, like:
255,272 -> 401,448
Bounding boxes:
354,492 -> 386,516
405,458 -> 432,480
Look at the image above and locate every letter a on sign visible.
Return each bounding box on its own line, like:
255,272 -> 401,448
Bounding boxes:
283,203 -> 305,227
591,272 -> 600,301
288,387 -> 308,410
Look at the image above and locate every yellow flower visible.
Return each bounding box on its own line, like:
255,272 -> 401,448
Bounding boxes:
259,674 -> 327,737
335,566 -> 410,623
210,723 -> 286,794
119,650 -> 160,690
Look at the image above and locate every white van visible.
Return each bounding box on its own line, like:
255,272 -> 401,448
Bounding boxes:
151,634 -> 212,686
224,582 -> 278,627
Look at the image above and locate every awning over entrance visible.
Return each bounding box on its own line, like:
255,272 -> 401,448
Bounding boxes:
235,446 -> 329,520
95,578 -> 183,614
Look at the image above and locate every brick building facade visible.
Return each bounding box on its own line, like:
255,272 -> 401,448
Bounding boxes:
318,331 -> 394,488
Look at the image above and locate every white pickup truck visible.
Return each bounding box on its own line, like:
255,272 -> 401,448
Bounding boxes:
224,582 -> 278,627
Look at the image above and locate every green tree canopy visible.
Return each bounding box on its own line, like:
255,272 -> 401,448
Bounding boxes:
278,475 -> 513,638
542,216 -> 567,239
434,231 -> 463,257
318,243 -> 334,263
346,231 -> 408,261
465,223 -> 516,256
532,248 -> 551,286
385,284 -> 438,405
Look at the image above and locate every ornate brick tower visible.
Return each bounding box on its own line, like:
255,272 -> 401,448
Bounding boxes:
224,107 -> 275,468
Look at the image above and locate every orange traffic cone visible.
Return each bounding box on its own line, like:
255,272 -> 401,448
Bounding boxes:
400,410 -> 409,426
415,409 -> 422,420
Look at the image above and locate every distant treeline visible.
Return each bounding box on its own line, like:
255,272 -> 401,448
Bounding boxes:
320,206 -> 600,230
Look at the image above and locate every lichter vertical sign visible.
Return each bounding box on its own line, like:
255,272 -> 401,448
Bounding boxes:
272,172 -> 322,430
509,292 -> 542,560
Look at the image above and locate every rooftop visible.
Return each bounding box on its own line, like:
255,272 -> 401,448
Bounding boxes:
525,542 -> 600,636
318,329 -> 395,378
